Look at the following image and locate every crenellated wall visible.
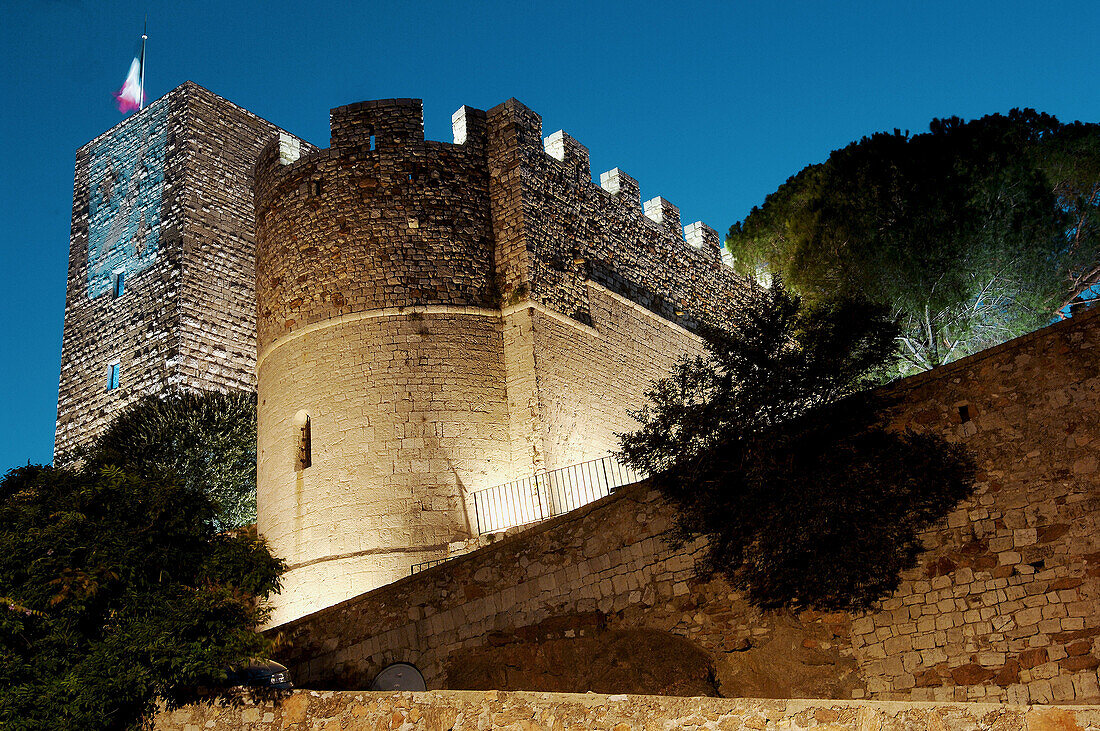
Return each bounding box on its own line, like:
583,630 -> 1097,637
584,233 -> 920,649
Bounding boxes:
254,99 -> 496,346
254,97 -> 750,624
481,99 -> 747,473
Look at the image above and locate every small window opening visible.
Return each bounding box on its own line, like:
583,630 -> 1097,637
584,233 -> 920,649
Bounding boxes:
113,272 -> 125,298
295,412 -> 312,470
958,405 -> 971,423
107,362 -> 120,391
368,134 -> 376,150
311,179 -> 323,196
407,173 -> 414,182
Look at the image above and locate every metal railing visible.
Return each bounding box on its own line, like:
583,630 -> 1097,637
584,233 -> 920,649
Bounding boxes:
409,557 -> 452,574
470,455 -> 644,535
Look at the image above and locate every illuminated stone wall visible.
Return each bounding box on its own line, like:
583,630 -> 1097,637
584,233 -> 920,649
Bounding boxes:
254,101 -> 514,625
256,310 -> 513,626
152,690 -> 1100,730
254,98 -> 748,624
55,82 -> 306,459
272,310 -> 1100,706
483,99 -> 748,473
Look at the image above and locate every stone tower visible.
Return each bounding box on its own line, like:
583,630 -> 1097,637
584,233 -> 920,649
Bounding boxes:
55,82 -> 306,459
254,100 -> 507,623
255,98 -> 748,625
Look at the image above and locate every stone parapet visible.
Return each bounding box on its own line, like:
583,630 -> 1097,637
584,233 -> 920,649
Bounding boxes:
153,690 -> 1100,730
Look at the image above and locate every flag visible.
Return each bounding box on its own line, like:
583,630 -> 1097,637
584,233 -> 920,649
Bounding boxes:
115,55 -> 143,113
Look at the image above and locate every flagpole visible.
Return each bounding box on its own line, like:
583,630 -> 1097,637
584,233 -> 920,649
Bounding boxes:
139,16 -> 147,111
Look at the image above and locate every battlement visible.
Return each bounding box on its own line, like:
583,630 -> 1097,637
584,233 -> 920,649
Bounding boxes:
543,130 -> 591,182
478,100 -> 727,268
330,98 -> 424,149
452,105 -> 488,149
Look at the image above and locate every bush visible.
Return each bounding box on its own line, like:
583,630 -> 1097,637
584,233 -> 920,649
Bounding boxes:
84,390 -> 257,531
618,284 -> 975,611
0,463 -> 284,730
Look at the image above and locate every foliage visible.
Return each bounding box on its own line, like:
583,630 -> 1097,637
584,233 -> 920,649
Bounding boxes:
83,390 -> 257,531
727,109 -> 1100,373
0,463 -> 284,730
618,284 -> 975,611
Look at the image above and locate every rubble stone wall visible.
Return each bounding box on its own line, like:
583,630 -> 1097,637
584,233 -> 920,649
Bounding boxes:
55,82 -> 303,459
482,99 -> 747,472
152,690 -> 1100,731
271,309 -> 1100,706
254,98 -> 747,622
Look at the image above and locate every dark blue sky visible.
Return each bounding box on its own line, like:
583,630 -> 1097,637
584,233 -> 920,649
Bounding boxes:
2,0 -> 1098,472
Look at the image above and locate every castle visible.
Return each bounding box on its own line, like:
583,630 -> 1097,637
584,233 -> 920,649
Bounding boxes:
56,82 -> 747,625
57,83 -> 1100,708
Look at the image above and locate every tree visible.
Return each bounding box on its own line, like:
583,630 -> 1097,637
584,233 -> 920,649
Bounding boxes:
0,463 -> 284,730
83,390 -> 257,531
617,284 -> 975,610
727,109 -> 1100,373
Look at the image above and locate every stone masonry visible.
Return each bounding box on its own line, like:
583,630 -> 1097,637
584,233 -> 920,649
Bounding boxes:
254,98 -> 748,625
271,308 -> 1100,706
54,82 -> 307,459
152,690 -> 1100,731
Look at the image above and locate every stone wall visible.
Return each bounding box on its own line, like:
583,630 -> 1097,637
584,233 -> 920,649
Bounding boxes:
254,99 -> 494,348
55,82 -> 304,459
270,308 -> 1100,706
483,98 -> 747,472
254,100 -> 506,625
254,97 -> 748,623
153,690 -> 1100,730
257,309 -> 513,626
520,284 -> 705,470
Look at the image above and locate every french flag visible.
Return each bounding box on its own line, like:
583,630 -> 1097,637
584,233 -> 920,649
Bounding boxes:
114,56 -> 143,113
114,24 -> 146,114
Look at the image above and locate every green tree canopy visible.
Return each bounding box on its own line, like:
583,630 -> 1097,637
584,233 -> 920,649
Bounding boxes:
0,463 -> 284,730
618,284 -> 975,610
727,109 -> 1100,373
83,390 -> 257,531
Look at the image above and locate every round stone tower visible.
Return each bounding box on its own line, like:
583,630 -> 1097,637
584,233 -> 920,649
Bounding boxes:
254,99 -> 510,625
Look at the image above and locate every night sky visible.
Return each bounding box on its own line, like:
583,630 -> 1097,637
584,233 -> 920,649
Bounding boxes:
2,0 -> 1098,472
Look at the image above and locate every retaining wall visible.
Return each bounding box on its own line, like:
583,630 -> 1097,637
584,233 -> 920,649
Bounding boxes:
270,308 -> 1100,705
152,690 -> 1100,730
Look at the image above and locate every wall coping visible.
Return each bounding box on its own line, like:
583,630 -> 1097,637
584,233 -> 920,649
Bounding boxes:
154,689 -> 1100,729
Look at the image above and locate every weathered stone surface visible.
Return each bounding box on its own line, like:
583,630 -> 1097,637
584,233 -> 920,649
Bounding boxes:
270,309 -> 1100,705
444,628 -> 720,697
55,82 -> 308,459
252,98 -> 749,624
150,690 -> 1100,730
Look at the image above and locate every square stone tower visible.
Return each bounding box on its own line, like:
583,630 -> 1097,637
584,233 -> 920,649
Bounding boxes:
54,81 -> 307,460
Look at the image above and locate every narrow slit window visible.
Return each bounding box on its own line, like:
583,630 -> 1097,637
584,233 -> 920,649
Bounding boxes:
297,414 -> 312,470
107,362 -> 120,391
368,134 -> 376,150
311,179 -> 323,196
958,405 -> 971,423
113,272 -> 125,298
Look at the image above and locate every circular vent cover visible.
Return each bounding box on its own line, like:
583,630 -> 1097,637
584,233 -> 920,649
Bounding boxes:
370,662 -> 426,691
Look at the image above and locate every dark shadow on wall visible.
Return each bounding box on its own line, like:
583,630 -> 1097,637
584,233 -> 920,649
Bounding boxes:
443,623 -> 720,697
582,257 -> 707,333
